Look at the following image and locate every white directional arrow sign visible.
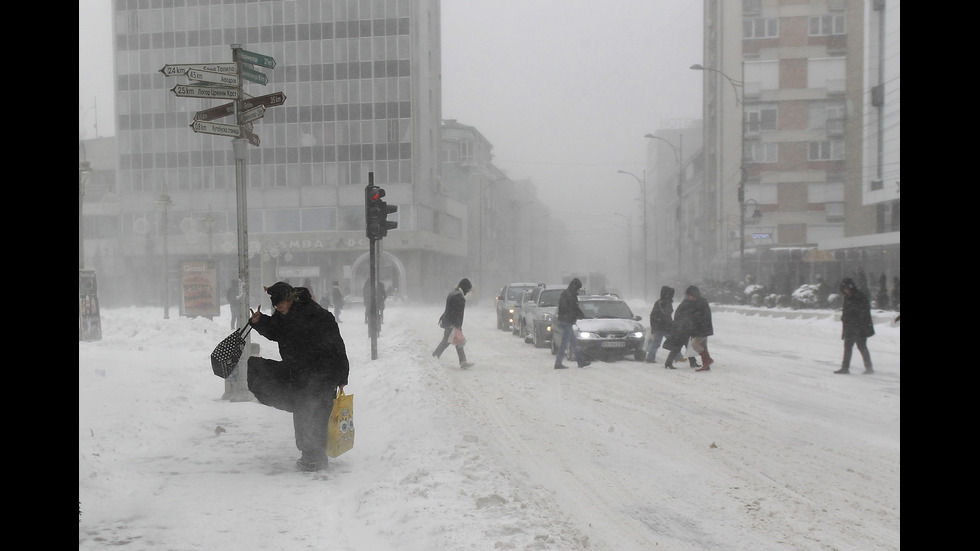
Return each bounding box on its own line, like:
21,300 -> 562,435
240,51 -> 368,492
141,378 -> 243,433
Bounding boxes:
160,63 -> 238,77
241,105 -> 266,124
189,120 -> 242,138
186,68 -> 240,87
172,84 -> 240,99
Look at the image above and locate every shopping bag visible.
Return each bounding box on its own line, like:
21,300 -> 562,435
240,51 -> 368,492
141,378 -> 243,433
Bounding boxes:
327,388 -> 354,458
451,327 -> 466,347
210,324 -> 252,379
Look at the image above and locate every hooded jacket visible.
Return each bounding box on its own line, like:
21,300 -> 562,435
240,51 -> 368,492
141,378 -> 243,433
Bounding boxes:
673,285 -> 713,338
649,286 -> 675,334
556,279 -> 586,324
440,279 -> 471,329
251,286 -> 350,389
840,278 -> 875,340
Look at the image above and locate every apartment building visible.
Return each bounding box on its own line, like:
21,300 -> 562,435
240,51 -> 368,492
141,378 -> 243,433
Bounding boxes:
680,0 -> 899,292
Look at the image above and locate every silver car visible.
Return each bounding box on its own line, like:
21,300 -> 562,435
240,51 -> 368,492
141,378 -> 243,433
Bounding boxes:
551,295 -> 646,362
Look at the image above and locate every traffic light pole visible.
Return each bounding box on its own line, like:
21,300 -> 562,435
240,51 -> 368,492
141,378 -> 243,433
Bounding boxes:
364,171 -> 396,359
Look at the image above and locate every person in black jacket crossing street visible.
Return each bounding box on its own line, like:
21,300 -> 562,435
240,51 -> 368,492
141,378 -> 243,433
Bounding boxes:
554,278 -> 591,369
671,285 -> 715,372
433,278 -> 474,369
834,277 -> 874,374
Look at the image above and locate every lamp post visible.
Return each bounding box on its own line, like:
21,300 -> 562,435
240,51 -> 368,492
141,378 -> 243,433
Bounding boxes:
79,160 -> 93,270
616,170 -> 647,301
739,192 -> 763,278
156,193 -> 174,319
691,63 -> 745,279
202,209 -> 217,259
612,212 -> 632,296
643,133 -> 683,280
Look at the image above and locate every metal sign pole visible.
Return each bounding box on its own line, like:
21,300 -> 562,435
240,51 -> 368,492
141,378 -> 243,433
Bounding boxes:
228,44 -> 253,401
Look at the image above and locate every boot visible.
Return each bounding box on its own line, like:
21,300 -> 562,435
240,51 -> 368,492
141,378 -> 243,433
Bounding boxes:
834,367 -> 850,374
863,366 -> 874,374
688,357 -> 701,368
554,362 -> 569,369
699,351 -> 714,369
664,349 -> 679,369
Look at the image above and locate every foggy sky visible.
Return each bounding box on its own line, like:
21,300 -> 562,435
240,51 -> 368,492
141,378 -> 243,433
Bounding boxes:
78,0 -> 704,291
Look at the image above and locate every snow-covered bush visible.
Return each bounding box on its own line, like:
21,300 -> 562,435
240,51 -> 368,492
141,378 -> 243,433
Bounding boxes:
791,284 -> 820,309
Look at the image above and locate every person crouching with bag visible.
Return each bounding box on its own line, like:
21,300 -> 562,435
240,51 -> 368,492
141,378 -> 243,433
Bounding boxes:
247,281 -> 350,472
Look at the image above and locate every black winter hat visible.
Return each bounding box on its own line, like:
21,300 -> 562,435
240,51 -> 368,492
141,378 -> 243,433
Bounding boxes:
685,285 -> 700,298
266,281 -> 296,305
569,278 -> 583,289
840,278 -> 856,293
458,278 -> 472,293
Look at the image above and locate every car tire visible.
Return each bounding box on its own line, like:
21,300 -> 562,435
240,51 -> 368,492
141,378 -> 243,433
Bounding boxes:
512,320 -> 520,336
523,323 -> 533,343
634,349 -> 645,362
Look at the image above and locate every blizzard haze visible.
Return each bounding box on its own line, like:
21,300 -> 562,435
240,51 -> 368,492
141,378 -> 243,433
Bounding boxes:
79,300 -> 901,550
78,0 -> 704,286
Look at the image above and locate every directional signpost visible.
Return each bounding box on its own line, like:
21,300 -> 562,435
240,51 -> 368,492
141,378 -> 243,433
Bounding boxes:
239,65 -> 269,86
241,105 -> 266,124
172,84 -> 239,99
186,68 -> 240,87
160,63 -> 238,77
243,91 -> 287,111
190,120 -> 241,138
162,45 -> 285,402
240,49 -> 276,69
194,102 -> 235,122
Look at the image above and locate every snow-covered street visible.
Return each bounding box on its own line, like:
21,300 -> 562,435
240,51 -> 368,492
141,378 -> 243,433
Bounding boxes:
79,299 -> 900,550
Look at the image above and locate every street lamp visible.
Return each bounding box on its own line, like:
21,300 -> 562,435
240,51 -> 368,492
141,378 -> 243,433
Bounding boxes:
79,160 -> 93,270
691,63 -> 745,278
644,134 -> 683,279
156,193 -> 174,319
739,194 -> 763,278
612,212 -> 632,296
202,209 -> 217,259
616,170 -> 647,301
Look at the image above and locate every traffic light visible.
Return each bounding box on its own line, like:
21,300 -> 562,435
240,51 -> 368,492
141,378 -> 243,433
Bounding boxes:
365,185 -> 398,240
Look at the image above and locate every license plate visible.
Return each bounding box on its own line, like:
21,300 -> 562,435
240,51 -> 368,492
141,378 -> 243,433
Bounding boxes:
600,341 -> 625,348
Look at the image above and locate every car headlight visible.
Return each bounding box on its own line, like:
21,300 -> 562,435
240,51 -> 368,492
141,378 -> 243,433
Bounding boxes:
578,331 -> 595,339
508,307 -> 514,314
631,331 -> 645,339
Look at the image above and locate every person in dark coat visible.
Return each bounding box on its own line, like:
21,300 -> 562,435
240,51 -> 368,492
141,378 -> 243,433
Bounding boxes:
331,281 -> 345,322
554,278 -> 591,369
645,286 -> 675,364
246,281 -> 350,471
670,285 -> 715,372
835,277 -> 874,374
433,278 -> 474,369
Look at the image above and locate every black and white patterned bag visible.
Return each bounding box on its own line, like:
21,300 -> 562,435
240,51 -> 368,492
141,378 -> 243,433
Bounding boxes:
210,324 -> 252,379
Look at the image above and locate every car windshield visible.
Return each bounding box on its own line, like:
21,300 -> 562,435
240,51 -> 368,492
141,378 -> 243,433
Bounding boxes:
538,289 -> 562,307
579,300 -> 634,319
507,286 -> 536,300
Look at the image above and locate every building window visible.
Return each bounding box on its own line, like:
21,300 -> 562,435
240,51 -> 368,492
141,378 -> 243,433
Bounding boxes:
825,201 -> 845,222
809,14 -> 846,36
808,140 -> 844,161
809,101 -> 846,135
459,140 -> 473,165
746,142 -> 778,163
743,17 -> 778,39
266,209 -> 302,233
745,104 -> 778,135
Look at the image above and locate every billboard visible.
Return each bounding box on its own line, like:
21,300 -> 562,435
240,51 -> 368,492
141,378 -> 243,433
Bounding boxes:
180,260 -> 220,318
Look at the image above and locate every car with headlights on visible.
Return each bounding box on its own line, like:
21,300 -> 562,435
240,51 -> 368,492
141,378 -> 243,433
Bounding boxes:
495,282 -> 540,330
551,295 -> 646,362
517,284 -> 587,348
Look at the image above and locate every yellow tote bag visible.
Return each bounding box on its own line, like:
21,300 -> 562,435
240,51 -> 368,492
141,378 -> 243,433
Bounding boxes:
327,388 -> 354,458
